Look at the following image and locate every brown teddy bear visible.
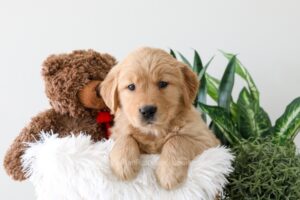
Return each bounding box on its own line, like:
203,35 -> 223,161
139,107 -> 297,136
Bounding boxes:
3,49 -> 116,181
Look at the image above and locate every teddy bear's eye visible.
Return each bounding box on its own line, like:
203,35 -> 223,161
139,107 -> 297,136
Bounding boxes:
158,81 -> 168,89
88,75 -> 94,80
95,83 -> 101,98
128,84 -> 135,91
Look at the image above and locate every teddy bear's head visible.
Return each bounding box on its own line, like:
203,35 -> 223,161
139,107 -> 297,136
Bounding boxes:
42,50 -> 116,118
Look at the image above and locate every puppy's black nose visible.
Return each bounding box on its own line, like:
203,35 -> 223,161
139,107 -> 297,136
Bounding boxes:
139,105 -> 157,120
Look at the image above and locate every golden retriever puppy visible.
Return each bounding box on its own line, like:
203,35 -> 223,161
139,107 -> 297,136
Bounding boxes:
100,47 -> 220,190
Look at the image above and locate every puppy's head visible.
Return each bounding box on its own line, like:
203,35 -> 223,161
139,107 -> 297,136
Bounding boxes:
100,47 -> 199,131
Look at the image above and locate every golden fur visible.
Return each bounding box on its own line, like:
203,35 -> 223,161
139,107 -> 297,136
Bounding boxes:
100,47 -> 220,190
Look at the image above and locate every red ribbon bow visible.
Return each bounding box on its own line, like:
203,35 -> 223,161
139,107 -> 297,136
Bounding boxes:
96,111 -> 113,139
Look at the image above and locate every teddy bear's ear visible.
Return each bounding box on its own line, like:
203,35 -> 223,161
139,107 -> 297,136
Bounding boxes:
41,54 -> 67,77
101,53 -> 117,67
100,65 -> 120,114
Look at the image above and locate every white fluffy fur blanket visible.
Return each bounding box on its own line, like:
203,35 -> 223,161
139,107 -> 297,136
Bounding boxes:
22,133 -> 234,200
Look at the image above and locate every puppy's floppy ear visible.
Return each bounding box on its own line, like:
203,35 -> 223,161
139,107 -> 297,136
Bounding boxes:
99,66 -> 120,114
178,62 -> 199,106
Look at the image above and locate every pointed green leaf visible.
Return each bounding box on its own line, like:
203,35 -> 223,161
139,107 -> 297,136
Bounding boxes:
206,73 -> 220,85
198,77 -> 207,122
205,72 -> 238,122
178,51 -> 192,68
193,50 -> 203,74
195,57 -> 214,123
205,74 -> 220,102
197,57 -> 214,104
220,50 -> 259,101
218,55 -> 236,112
199,103 -> 241,145
230,101 -> 239,123
198,56 -> 214,80
169,49 -> 177,59
237,88 -> 272,139
273,97 -> 300,143
211,123 -> 229,145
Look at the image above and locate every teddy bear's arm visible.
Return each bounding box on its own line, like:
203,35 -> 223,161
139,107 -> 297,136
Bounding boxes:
3,109 -> 57,181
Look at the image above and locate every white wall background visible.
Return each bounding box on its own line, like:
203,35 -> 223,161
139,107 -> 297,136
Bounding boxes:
0,0 -> 299,199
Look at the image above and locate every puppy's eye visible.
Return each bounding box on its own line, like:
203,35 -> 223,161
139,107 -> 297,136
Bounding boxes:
128,84 -> 136,91
158,81 -> 168,89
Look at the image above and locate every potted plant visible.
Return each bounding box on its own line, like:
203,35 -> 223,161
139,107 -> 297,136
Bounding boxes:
170,49 -> 300,199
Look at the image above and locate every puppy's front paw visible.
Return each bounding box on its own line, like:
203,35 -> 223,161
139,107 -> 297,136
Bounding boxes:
155,161 -> 188,190
110,154 -> 140,181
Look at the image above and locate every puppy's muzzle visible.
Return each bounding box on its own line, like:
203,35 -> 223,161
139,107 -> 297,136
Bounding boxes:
139,105 -> 157,121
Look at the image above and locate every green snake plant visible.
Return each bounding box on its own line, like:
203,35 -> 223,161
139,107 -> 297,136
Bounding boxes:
170,49 -> 300,199
170,49 -> 300,146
